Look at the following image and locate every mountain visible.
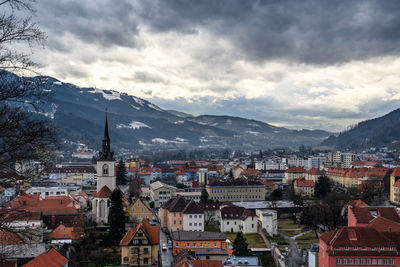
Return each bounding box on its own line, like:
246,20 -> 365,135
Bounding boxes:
321,108 -> 400,149
31,75 -> 331,151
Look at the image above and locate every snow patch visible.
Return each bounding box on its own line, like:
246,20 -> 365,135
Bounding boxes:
88,87 -> 122,101
226,119 -> 232,125
248,122 -> 260,127
174,120 -> 184,124
152,138 -> 187,144
131,105 -> 141,110
32,103 -> 58,119
53,81 -> 62,85
147,103 -> 163,112
117,121 -> 151,130
152,138 -> 168,144
93,98 -> 98,102
175,137 -> 186,142
132,96 -> 145,106
245,131 -> 261,136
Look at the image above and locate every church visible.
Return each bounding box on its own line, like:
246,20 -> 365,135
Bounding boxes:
92,113 -> 117,224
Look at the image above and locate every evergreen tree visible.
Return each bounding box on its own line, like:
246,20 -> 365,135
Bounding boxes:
233,232 -> 251,256
117,159 -> 127,185
108,189 -> 126,246
315,175 -> 331,198
200,188 -> 209,203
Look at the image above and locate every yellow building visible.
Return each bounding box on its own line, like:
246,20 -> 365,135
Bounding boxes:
206,179 -> 266,202
126,198 -> 153,223
293,178 -> 315,198
390,168 -> 400,205
120,219 -> 159,266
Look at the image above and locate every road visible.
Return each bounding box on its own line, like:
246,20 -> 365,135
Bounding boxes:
278,231 -> 304,267
160,230 -> 174,267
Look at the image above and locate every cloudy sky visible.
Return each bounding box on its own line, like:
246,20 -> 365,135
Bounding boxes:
20,0 -> 400,131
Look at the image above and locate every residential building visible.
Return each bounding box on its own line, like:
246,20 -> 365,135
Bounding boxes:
326,168 -> 388,188
341,153 -> 356,169
306,168 -> 324,182
172,191 -> 201,202
172,231 -> 227,256
51,224 -> 83,244
25,186 -> 78,199
319,227 -> 399,267
283,167 -> 306,184
160,196 -> 204,232
307,157 -> 326,170
126,198 -> 153,223
41,166 -> 96,186
390,167 -> 400,205
294,178 -> 315,198
120,219 -> 159,266
206,179 -> 266,202
149,181 -> 178,208
219,205 -> 257,234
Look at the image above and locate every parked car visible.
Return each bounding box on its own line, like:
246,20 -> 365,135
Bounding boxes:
162,243 -> 167,251
168,240 -> 173,249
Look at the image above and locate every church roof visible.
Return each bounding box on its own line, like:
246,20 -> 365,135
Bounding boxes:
93,186 -> 112,198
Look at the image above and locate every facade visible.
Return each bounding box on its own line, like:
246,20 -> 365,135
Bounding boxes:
51,224 -> 83,244
390,167 -> 400,205
219,205 -> 257,234
294,178 -> 315,198
223,256 -> 261,267
23,248 -> 68,267
326,168 -> 388,188
126,198 -> 153,223
120,219 -> 159,266
256,209 -> 278,236
160,196 -> 204,232
206,179 -> 266,202
41,166 -> 96,186
172,231 -> 227,256
149,181 -> 178,208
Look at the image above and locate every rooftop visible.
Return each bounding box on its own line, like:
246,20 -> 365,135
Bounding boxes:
172,231 -> 226,241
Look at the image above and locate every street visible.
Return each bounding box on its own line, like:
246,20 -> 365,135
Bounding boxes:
160,230 -> 174,267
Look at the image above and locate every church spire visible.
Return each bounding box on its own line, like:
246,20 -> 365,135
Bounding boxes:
99,111 -> 114,161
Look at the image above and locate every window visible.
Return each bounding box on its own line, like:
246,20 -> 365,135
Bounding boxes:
366,258 -> 370,264
360,258 -> 364,264
336,258 -> 340,265
193,243 -> 196,247
194,215 -> 197,218
362,246 -> 366,250
378,259 -> 382,265
144,258 -> 148,265
187,243 -> 190,247
137,233 -> 143,237
189,223 -> 192,226
389,258 -> 393,265
189,215 -> 192,218
354,246 -> 358,250
123,257 -> 129,263
176,242 -> 179,247
214,242 -> 217,247
174,220 -> 176,224
144,248 -> 149,254
194,223 -> 197,226
380,246 -> 384,250
227,221 -> 229,225
389,246 -> 394,250
199,223 -> 202,226
200,243 -> 203,247
132,240 -> 139,245
142,240 -> 148,245
372,258 -> 376,265
102,164 -> 109,175
130,248 -> 139,254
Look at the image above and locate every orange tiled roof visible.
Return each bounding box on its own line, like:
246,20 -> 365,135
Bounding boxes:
188,260 -> 222,267
327,167 -> 388,179
242,169 -> 262,175
392,167 -> 400,177
52,224 -> 83,240
307,168 -> 323,175
23,248 -> 67,267
9,195 -> 79,215
92,186 -> 112,198
394,179 -> 400,188
0,230 -> 24,245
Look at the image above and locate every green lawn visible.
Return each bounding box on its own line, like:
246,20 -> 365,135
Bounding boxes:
278,219 -> 304,230
225,233 -> 267,248
295,231 -> 320,249
204,225 -> 220,232
270,235 -> 290,251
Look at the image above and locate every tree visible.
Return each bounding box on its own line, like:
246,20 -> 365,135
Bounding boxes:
233,232 -> 251,256
117,159 -> 127,185
129,177 -> 143,199
200,188 -> 209,203
270,188 -> 282,201
108,189 -> 126,246
258,150 -> 263,159
174,183 -> 187,189
315,176 -> 331,198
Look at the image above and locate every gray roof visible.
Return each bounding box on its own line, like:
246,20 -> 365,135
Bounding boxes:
195,250 -> 229,255
172,231 -> 226,241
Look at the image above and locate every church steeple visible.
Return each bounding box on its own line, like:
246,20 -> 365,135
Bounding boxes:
99,112 -> 114,161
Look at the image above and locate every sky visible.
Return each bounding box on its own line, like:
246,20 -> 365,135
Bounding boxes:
17,0 -> 400,131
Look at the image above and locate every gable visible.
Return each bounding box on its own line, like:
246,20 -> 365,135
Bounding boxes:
130,228 -> 151,246
128,199 -> 152,213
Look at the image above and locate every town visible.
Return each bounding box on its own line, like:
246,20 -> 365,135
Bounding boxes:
2,113 -> 400,267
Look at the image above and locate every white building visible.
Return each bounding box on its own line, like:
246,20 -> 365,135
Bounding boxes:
219,205 -> 257,234
182,201 -> 204,232
256,209 -> 278,236
25,186 -> 80,199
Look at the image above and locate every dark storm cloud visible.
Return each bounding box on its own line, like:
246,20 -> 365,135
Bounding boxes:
35,0 -> 400,65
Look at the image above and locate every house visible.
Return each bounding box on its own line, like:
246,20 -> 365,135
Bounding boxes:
319,226 -> 399,267
327,167 -> 388,188
23,248 -> 68,267
160,196 -> 204,232
172,231 -> 227,256
206,179 -> 266,202
390,167 -> 400,205
51,224 -> 83,244
293,178 -> 315,198
3,210 -> 44,243
149,181 -> 178,208
283,167 -> 306,184
120,219 -> 159,266
126,198 -> 153,223
219,205 -> 257,234
306,168 -> 324,182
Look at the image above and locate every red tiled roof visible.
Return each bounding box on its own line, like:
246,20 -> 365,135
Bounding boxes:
172,231 -> 226,241
344,200 -> 368,209
394,179 -> 400,188
221,206 -> 245,219
326,168 -> 389,179
392,167 -> 400,177
23,248 -> 68,267
92,186 -> 112,198
120,219 -> 160,246
351,207 -> 400,224
0,230 -> 24,245
209,178 -> 263,187
41,166 -> 95,174
368,216 -> 400,233
9,195 -> 79,215
307,168 -> 323,175
320,227 -> 396,247
294,178 -> 315,187
188,260 -> 222,267
242,169 -> 262,176
285,166 -> 306,173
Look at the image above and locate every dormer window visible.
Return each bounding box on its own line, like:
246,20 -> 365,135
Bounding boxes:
354,246 -> 358,250
362,246 -> 366,250
345,246 -> 348,250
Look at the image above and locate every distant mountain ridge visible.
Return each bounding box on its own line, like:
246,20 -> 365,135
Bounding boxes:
322,108 -> 400,149
31,75 -> 331,150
